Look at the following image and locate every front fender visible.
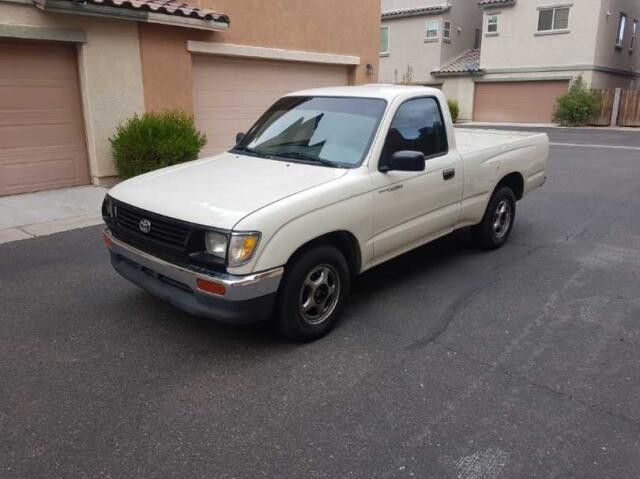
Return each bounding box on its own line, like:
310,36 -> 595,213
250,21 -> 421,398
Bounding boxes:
227,170 -> 375,276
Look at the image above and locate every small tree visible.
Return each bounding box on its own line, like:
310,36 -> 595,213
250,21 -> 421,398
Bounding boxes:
447,99 -> 460,123
553,77 -> 600,127
110,111 -> 206,179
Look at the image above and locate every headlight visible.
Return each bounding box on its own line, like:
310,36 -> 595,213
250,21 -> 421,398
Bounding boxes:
228,233 -> 260,266
205,231 -> 228,259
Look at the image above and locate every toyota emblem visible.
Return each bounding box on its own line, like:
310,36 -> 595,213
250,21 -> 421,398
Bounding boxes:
139,219 -> 151,234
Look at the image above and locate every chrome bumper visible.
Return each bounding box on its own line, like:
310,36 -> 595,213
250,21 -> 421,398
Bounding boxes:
104,229 -> 283,301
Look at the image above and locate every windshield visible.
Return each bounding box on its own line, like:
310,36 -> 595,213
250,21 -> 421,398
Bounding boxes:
232,96 -> 387,168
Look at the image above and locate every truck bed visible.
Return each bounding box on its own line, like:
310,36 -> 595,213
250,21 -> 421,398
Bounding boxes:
454,128 -> 547,156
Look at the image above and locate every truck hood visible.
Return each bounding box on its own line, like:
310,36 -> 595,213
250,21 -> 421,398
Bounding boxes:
108,152 -> 348,230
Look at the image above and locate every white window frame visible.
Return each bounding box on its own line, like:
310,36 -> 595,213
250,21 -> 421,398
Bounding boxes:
537,6 -> 571,33
631,19 -> 638,51
616,13 -> 627,48
380,26 -> 390,56
486,13 -> 499,35
443,21 -> 452,41
425,20 -> 439,40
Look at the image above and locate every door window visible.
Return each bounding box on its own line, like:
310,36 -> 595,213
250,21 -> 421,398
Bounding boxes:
380,97 -> 448,167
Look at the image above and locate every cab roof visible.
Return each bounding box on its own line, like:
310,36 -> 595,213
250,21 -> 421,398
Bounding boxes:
285,84 -> 442,102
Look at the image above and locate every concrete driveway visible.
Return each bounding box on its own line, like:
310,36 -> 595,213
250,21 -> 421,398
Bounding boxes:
1,127 -> 639,478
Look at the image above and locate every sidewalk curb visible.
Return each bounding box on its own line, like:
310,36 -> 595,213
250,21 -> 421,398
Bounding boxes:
0,215 -> 103,245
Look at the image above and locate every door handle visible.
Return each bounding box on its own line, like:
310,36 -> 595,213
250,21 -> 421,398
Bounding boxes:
443,168 -> 455,180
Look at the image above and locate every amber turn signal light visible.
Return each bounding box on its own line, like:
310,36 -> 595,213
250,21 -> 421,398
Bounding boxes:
196,278 -> 226,296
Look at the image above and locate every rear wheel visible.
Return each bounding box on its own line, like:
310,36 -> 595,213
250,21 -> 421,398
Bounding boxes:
274,245 -> 351,342
472,186 -> 516,250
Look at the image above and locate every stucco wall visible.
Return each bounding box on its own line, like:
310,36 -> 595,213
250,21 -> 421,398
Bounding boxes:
140,0 -> 380,114
0,3 -> 145,181
379,1 -> 481,84
379,14 -> 444,83
441,1 -> 482,64
441,76 -> 475,121
480,0 -> 601,71
593,0 -> 640,73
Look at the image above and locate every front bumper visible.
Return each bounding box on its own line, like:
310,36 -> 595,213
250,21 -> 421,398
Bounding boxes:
104,229 -> 283,324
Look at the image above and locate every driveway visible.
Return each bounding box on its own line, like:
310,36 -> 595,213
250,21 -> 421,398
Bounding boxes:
1,128 -> 639,478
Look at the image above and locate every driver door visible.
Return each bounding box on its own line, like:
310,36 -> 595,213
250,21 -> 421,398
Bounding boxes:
370,96 -> 463,262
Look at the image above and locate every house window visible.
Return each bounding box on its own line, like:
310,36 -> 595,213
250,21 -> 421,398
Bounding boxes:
537,6 -> 570,32
631,20 -> 638,51
487,14 -> 499,34
443,21 -> 451,40
380,26 -> 390,55
616,13 -> 627,47
426,20 -> 439,39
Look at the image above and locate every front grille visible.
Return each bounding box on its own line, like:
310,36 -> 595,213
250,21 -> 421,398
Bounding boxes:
106,199 -> 226,272
114,202 -> 190,249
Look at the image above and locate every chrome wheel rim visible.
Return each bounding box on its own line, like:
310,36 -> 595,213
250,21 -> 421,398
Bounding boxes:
299,264 -> 340,325
493,200 -> 511,239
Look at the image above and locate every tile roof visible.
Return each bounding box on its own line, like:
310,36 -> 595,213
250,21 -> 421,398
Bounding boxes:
478,0 -> 516,7
69,0 -> 229,23
432,49 -> 483,76
381,5 -> 450,20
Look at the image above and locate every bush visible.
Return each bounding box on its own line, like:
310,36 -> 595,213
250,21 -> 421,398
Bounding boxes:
447,98 -> 460,123
553,77 -> 600,127
110,111 -> 207,179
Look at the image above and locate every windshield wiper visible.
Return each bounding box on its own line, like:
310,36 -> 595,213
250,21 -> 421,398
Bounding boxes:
273,152 -> 340,168
231,145 -> 271,159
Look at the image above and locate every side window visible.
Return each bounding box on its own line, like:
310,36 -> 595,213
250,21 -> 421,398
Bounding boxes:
381,97 -> 448,165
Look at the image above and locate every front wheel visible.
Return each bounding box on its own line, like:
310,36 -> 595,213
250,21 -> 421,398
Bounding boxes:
274,245 -> 351,342
472,186 -> 516,250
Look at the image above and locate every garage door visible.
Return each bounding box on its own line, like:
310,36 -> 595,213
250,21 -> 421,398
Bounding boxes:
473,80 -> 569,123
0,40 -> 89,196
193,56 -> 350,157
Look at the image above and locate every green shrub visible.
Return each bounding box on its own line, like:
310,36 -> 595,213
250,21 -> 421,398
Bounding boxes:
447,98 -> 460,123
110,111 -> 207,179
553,77 -> 600,127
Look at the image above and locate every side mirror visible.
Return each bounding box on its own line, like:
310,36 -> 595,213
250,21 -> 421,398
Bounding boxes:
379,150 -> 426,173
235,132 -> 245,144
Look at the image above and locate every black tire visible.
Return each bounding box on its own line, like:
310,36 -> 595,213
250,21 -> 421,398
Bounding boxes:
472,186 -> 516,250
274,245 -> 351,342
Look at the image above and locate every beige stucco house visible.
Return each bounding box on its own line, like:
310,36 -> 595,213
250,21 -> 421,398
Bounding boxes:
473,0 -> 640,122
378,0 -> 483,120
381,0 -> 640,123
379,0 -> 482,84
0,0 -> 380,196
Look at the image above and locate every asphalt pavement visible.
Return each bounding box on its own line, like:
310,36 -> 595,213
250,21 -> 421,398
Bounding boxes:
1,128 -> 639,478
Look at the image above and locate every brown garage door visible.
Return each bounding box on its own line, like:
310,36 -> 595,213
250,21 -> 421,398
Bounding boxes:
0,40 -> 89,196
192,55 -> 350,157
473,80 -> 569,123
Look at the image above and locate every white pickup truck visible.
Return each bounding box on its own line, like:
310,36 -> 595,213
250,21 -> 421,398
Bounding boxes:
103,85 -> 548,341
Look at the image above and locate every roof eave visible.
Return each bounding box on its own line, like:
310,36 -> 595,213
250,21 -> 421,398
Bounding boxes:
431,70 -> 485,77
381,5 -> 450,20
478,0 -> 516,9
33,0 -> 229,31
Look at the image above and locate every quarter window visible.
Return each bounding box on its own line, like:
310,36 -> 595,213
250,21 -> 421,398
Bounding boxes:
426,20 -> 439,39
616,14 -> 628,47
443,21 -> 452,40
487,14 -> 499,34
380,26 -> 390,54
537,6 -> 570,32
381,97 -> 448,166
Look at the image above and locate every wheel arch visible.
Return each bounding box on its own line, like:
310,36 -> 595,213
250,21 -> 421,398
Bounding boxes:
495,171 -> 524,200
285,230 -> 362,275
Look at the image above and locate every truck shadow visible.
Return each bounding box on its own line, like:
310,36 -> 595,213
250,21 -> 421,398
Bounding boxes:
137,227 -> 485,349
